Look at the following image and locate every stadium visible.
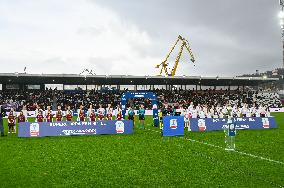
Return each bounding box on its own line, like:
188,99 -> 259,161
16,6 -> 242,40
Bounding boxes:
0,1 -> 284,188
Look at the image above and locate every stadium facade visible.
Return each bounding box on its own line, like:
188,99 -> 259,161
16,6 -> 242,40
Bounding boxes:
0,73 -> 278,91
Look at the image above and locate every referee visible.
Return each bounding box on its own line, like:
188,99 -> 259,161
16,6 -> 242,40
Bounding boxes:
0,105 -> 5,137
127,106 -> 134,121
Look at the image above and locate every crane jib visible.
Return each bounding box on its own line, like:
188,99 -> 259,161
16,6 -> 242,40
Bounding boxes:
155,35 -> 195,77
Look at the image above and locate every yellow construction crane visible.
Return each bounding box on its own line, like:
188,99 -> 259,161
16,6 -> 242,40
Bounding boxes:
155,35 -> 195,76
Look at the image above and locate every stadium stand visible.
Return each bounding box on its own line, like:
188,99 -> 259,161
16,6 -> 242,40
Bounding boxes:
0,74 -> 281,119
0,88 -> 281,112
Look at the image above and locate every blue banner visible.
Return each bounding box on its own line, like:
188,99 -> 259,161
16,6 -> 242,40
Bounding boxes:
163,116 -> 184,136
18,120 -> 134,137
228,120 -> 236,136
121,92 -> 159,127
188,117 -> 277,132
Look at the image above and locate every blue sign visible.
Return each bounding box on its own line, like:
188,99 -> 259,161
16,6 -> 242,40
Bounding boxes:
227,119 -> 236,136
188,117 -> 277,132
163,116 -> 184,136
18,120 -> 134,138
121,92 -> 159,127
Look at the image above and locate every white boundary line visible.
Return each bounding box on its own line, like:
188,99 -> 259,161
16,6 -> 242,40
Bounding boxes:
146,128 -> 284,165
184,137 -> 284,165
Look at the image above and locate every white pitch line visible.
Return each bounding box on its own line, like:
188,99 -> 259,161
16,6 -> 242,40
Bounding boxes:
183,137 -> 223,149
145,128 -> 284,165
184,137 -> 284,165
233,150 -> 284,165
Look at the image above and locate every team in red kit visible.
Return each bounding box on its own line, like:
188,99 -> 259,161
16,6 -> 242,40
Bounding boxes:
5,104 -> 126,132
3,103 -> 199,134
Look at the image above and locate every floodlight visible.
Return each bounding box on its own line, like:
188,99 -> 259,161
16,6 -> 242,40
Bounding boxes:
263,75 -> 267,79
280,20 -> 284,27
279,11 -> 284,19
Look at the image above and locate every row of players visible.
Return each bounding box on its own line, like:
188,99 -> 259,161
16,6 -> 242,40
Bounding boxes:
169,103 -> 271,119
6,104 -> 146,133
6,103 -> 271,133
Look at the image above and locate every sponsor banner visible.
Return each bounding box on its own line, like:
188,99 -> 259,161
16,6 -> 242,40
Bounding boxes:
163,116 -> 184,136
18,120 -> 133,138
227,119 -> 236,136
188,117 -> 277,132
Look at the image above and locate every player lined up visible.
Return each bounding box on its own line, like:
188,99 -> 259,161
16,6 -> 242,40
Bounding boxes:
5,104 -> 146,133
35,104 -> 123,122
161,102 -> 272,119
5,104 -> 123,132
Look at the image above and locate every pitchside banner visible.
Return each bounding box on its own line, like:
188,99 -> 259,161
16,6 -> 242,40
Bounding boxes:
163,116 -> 184,136
188,117 -> 277,132
18,120 -> 134,138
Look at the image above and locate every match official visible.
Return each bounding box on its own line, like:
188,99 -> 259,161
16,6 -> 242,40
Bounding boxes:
0,106 -> 5,137
138,104 -> 145,129
128,107 -> 134,121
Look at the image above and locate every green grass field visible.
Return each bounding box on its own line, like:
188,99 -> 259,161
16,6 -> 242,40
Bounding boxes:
0,113 -> 283,187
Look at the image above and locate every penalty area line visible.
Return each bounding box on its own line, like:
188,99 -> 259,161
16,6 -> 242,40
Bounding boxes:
145,127 -> 284,165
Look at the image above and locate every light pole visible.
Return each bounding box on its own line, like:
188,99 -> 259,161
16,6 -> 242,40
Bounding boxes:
279,0 -> 284,67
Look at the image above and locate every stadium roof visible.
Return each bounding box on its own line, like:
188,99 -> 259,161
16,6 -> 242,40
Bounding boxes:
0,73 -> 278,86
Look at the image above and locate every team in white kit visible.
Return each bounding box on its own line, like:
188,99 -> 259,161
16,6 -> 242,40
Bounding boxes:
180,102 -> 271,124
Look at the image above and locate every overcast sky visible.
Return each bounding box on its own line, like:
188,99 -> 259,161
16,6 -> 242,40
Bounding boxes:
0,0 -> 282,76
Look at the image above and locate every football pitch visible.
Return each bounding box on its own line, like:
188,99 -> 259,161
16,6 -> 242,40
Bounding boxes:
0,113 -> 283,187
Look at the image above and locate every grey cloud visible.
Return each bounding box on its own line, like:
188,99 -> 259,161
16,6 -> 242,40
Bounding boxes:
43,57 -> 67,65
88,56 -> 127,74
92,0 -> 282,76
76,26 -> 104,36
